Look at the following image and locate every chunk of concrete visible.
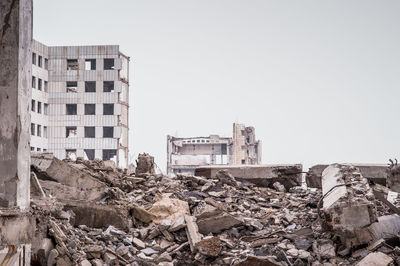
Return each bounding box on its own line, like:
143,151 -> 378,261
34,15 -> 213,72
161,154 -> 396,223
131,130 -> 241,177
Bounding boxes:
197,213 -> 241,234
184,215 -> 202,252
195,164 -> 302,190
31,153 -> 105,190
387,163 -> 400,192
196,236 -> 222,257
355,252 -> 393,266
321,164 -> 377,236
312,240 -> 335,259
135,153 -> 155,175
306,163 -> 388,188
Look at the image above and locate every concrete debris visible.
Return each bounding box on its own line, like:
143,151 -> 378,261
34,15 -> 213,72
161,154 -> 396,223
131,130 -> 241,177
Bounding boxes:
355,251 -> 393,266
135,153 -> 155,175
25,157 -> 400,265
387,159 -> 400,192
306,163 -> 388,188
321,164 -> 378,237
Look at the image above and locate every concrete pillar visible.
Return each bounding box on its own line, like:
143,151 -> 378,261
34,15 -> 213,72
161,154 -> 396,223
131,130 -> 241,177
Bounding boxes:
0,0 -> 32,210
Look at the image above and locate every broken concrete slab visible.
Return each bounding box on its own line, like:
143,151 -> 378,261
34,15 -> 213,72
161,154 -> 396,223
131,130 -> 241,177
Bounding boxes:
184,215 -> 202,252
195,164 -> 302,189
321,164 -> 377,235
355,251 -> 393,266
63,203 -> 132,230
197,213 -> 241,234
31,153 -> 105,190
306,163 -> 388,188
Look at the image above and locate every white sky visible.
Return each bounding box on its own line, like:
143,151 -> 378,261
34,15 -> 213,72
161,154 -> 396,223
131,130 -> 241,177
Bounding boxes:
33,0 -> 400,172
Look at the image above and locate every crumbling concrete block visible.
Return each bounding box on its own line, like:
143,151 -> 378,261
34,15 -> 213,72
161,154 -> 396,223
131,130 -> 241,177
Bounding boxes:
31,153 -> 105,190
321,164 -> 378,236
197,213 -> 241,234
195,164 -> 303,190
135,153 -> 155,175
355,251 -> 393,266
306,163 -> 388,188
184,215 -> 202,252
196,236 -> 222,257
387,162 -> 400,192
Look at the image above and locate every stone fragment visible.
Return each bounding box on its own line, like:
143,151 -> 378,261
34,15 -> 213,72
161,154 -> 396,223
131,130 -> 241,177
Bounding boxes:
141,247 -> 159,256
79,260 -> 91,266
132,237 -> 146,249
47,249 -> 59,266
135,153 -> 155,175
215,170 -> 238,186
273,182 -> 286,192
312,240 -> 335,259
91,259 -> 104,266
103,252 -> 117,265
157,252 -> 172,262
169,216 -> 186,232
355,252 -> 393,266
196,237 -> 222,257
184,215 -> 202,252
197,213 -> 241,234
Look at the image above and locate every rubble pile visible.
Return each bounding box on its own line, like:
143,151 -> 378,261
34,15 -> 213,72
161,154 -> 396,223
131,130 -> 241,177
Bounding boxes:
29,155 -> 400,265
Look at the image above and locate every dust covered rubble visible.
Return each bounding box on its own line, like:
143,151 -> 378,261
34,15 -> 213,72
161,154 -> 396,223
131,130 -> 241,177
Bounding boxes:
30,155 -> 400,265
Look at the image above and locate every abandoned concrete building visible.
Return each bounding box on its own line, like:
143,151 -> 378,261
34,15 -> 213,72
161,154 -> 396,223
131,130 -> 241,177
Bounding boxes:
166,123 -> 262,175
30,40 -> 130,168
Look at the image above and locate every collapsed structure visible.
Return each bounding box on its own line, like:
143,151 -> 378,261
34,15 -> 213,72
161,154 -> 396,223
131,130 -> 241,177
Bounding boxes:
30,40 -> 130,168
166,123 -> 262,175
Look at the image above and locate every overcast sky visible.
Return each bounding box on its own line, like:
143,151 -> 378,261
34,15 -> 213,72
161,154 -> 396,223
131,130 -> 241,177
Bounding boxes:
33,0 -> 400,172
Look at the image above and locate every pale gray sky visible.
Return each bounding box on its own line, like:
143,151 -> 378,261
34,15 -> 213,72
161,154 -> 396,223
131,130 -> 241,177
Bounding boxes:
33,0 -> 400,172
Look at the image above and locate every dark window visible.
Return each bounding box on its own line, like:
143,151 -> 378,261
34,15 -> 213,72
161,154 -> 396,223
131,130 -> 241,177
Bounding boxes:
103,149 -> 117,160
44,103 -> 49,115
37,125 -> 41,137
32,52 -> 36,65
103,81 -> 114,92
85,81 -> 96,92
31,100 -> 35,112
37,148 -> 41,151
84,127 -> 95,138
38,78 -> 42,90
66,81 -> 78,93
32,76 -> 36,88
66,104 -> 77,115
44,58 -> 48,69
84,104 -> 96,115
221,144 -> 227,155
241,159 -> 245,164
103,104 -> 114,115
103,127 -> 113,138
38,55 -> 42,67
84,149 -> 95,160
67,59 -> 78,70
37,102 -> 42,114
66,126 -> 77,137
31,123 -> 35,135
44,81 -> 48,92
43,126 -> 47,138
30,147 -> 35,151
43,149 -> 47,152
85,59 -> 96,70
104,59 -> 114,70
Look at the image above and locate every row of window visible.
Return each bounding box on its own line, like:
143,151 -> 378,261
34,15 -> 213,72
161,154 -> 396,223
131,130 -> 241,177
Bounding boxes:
32,76 -> 48,91
31,123 -> 47,138
67,58 -> 115,71
31,125 -> 114,138
32,52 -> 48,69
31,147 -> 47,152
67,81 -> 114,93
66,149 -> 116,161
29,148 -> 117,161
66,104 -> 114,115
66,126 -> 114,138
32,100 -> 49,115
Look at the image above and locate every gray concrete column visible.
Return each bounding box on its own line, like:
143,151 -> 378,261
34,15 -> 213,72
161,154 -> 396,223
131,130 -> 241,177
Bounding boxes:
0,0 -> 32,210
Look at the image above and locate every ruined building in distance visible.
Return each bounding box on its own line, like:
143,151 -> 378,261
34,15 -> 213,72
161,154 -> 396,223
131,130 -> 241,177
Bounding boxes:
167,123 -> 262,175
30,40 -> 130,168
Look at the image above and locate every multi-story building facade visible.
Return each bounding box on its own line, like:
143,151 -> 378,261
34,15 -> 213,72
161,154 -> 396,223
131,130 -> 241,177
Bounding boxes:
30,40 -> 130,168
167,123 -> 262,175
